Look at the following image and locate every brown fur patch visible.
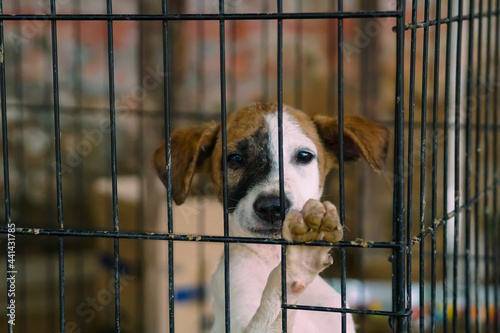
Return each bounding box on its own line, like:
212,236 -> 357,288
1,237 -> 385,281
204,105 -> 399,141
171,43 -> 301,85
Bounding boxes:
153,121 -> 220,205
312,114 -> 391,173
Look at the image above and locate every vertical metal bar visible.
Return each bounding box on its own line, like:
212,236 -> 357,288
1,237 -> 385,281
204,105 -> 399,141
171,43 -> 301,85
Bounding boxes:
406,1 -> 418,331
218,1 -> 230,332
442,1 -> 455,330
474,2 -> 484,331
326,0 -> 336,118
336,1 -> 347,332
161,0 -> 174,331
196,0 -> 206,113
394,0 -> 406,331
430,1 -> 443,332
464,0 -> 475,331
482,1 -> 493,329
0,1 -> 13,332
492,2 -> 500,331
419,0 -> 431,330
492,1 -> 500,331
46,28 -> 57,333
105,0 -> 120,331
452,0 -> 464,330
294,0 -> 303,109
276,1 -> 287,332
261,1 -> 270,102
49,1 -> 66,331
229,18 -> 236,112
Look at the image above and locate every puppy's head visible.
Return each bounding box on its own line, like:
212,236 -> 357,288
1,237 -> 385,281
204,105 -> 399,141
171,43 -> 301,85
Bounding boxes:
153,103 -> 390,237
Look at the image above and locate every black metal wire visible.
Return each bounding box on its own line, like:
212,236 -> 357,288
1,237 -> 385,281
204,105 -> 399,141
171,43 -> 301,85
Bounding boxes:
482,0 -> 493,329
104,0 -> 121,331
260,1 -> 270,102
336,1 -> 347,332
160,0 -> 174,331
284,304 -> 412,317
493,3 -> 500,332
406,1 -> 418,331
276,1 -> 288,331
0,11 -> 402,21
464,0 -> 476,331
12,101 -> 500,129
442,1 -> 454,331
0,226 -> 406,247
474,1 -> 484,330
430,1 -> 443,331
0,1 -> 13,332
218,1 -> 230,332
49,1 -> 66,331
418,0 -> 430,329
452,2 -> 464,331
293,0 -> 303,109
326,0 -> 336,119
393,0 -> 407,331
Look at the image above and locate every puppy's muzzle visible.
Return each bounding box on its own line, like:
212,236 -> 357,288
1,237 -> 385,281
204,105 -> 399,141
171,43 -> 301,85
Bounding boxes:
253,194 -> 291,224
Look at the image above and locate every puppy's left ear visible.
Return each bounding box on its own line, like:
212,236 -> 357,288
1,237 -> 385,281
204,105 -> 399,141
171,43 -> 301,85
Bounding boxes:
312,115 -> 390,172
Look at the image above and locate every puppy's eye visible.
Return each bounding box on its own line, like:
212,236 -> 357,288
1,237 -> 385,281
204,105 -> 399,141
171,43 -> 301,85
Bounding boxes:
296,151 -> 314,164
227,154 -> 244,168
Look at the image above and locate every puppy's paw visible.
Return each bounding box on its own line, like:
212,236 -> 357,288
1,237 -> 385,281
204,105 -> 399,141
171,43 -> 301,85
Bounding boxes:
282,200 -> 343,275
283,199 -> 343,243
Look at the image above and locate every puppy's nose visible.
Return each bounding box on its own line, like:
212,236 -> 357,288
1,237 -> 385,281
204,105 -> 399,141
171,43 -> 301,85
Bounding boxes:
253,194 -> 291,223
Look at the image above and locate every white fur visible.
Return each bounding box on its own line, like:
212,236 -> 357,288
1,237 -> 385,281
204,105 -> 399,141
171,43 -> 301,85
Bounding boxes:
210,109 -> 355,333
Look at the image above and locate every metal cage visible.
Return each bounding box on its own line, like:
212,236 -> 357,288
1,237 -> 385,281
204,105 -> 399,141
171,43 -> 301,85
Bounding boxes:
1,0 -> 499,332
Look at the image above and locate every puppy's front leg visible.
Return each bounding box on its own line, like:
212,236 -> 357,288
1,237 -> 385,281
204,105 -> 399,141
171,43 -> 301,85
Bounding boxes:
244,199 -> 343,333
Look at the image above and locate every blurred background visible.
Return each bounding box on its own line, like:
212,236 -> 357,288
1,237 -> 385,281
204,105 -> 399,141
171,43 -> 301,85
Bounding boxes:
0,0 -> 498,332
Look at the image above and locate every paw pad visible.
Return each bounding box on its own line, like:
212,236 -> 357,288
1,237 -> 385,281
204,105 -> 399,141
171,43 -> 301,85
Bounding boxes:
283,199 -> 343,243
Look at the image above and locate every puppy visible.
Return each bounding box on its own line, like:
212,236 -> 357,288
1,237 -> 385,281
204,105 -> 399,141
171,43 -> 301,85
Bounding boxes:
153,103 -> 390,332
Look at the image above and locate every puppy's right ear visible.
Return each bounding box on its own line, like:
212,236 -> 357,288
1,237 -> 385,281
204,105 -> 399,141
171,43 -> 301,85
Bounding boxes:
153,122 -> 220,205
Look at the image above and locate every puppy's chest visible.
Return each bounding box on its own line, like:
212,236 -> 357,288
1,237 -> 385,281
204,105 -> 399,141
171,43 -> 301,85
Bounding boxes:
230,243 -> 281,271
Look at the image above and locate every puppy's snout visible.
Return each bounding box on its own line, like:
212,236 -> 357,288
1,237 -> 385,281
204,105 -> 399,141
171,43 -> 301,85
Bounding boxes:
253,194 -> 291,223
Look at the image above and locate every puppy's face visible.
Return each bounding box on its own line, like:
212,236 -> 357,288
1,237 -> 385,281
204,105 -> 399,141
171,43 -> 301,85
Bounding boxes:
215,107 -> 325,237
154,103 -> 390,237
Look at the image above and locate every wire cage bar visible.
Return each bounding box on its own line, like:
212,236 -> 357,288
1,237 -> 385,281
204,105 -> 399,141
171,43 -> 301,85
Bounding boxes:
0,0 -> 499,332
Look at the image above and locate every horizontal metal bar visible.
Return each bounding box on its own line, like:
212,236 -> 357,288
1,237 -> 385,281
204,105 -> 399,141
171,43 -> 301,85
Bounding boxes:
0,227 -> 406,249
9,102 -> 500,132
283,304 -> 412,318
0,11 -> 402,22
5,103 -> 217,122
